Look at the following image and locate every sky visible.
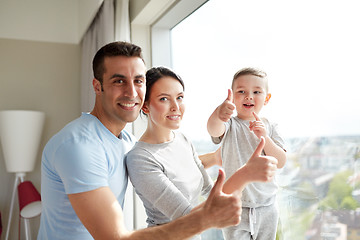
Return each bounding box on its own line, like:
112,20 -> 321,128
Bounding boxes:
171,0 -> 360,141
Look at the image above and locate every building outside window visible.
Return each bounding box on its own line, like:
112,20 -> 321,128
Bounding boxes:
152,0 -> 360,239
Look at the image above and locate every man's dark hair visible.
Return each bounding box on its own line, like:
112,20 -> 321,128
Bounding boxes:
92,41 -> 144,85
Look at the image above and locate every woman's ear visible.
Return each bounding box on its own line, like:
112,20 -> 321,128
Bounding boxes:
141,103 -> 149,114
264,93 -> 271,105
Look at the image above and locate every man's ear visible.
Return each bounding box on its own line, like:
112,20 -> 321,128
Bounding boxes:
93,78 -> 102,94
264,93 -> 271,105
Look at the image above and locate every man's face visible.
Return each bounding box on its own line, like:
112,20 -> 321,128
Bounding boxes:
96,55 -> 146,127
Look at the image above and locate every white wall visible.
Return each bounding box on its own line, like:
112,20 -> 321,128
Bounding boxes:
0,0 -> 102,44
0,38 -> 81,240
0,0 -> 198,237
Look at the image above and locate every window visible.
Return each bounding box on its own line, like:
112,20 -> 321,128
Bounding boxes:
152,0 -> 360,239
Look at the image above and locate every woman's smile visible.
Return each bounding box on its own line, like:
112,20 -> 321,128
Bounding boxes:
167,114 -> 181,120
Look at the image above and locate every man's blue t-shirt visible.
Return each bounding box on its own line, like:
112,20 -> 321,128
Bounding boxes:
38,113 -> 136,239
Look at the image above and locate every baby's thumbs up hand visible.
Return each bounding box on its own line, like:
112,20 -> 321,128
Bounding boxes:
217,89 -> 235,122
226,88 -> 233,103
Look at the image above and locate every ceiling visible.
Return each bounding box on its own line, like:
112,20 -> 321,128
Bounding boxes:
0,0 -> 203,46
0,0 -> 179,44
0,0 -> 103,44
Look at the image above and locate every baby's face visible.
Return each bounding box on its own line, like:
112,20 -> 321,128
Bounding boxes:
232,74 -> 270,120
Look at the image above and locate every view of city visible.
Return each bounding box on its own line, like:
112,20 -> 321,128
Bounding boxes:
167,1 -> 360,239
194,135 -> 360,240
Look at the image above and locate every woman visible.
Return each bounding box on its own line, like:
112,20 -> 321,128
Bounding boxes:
125,67 -> 277,239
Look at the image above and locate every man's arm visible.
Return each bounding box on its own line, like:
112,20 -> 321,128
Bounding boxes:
68,169 -> 241,240
68,187 -> 129,239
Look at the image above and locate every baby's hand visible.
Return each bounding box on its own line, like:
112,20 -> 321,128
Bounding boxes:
217,89 -> 235,122
249,112 -> 267,139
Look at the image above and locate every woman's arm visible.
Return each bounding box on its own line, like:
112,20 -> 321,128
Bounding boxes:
222,137 -> 278,194
198,147 -> 222,169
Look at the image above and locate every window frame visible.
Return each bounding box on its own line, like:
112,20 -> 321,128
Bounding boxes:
143,1 -> 360,239
130,0 -> 209,229
150,0 -> 208,67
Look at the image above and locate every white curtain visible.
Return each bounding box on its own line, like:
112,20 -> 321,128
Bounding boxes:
115,0 -> 130,42
113,1 -> 134,230
80,0 -> 130,112
80,0 -> 134,230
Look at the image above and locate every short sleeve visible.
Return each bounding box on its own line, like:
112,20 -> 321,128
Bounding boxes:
267,119 -> 287,152
54,139 -> 108,194
211,121 -> 230,144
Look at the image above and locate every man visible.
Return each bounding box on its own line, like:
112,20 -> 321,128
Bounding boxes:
38,41 -> 243,239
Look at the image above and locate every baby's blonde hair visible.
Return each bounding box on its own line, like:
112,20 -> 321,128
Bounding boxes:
232,67 -> 268,92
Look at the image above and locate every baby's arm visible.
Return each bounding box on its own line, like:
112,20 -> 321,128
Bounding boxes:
263,136 -> 286,169
207,89 -> 235,137
222,137 -> 278,194
250,112 -> 286,169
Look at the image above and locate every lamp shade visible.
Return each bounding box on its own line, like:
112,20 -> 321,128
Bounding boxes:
17,181 -> 42,218
0,110 -> 45,172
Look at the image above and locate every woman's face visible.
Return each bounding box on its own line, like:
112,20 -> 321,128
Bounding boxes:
143,76 -> 185,131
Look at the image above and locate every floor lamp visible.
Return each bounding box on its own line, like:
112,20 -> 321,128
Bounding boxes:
0,110 -> 45,240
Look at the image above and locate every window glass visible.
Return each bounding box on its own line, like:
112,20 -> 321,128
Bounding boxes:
171,0 -> 360,239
